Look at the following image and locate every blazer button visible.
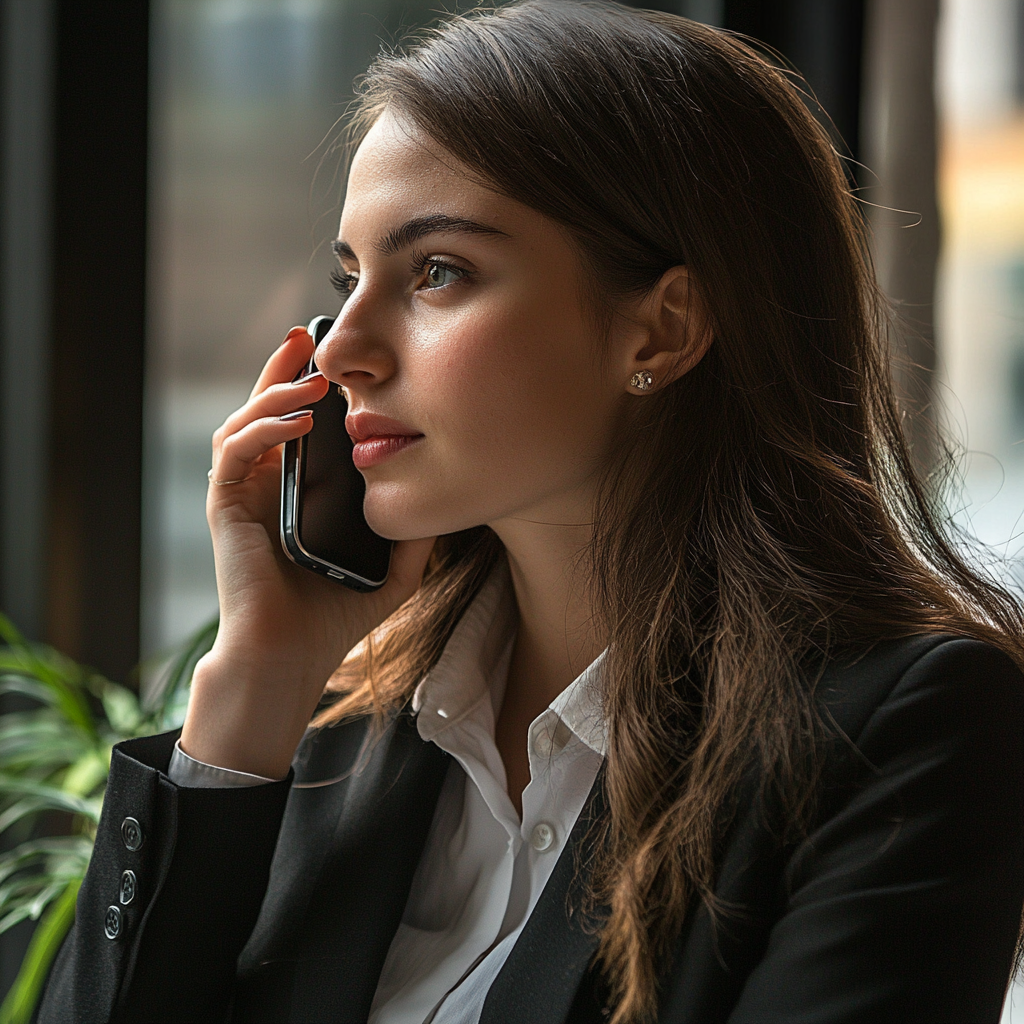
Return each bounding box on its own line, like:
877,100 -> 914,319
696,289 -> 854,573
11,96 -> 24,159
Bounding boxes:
104,905 -> 122,940
530,822 -> 556,852
121,817 -> 144,851
119,869 -> 137,905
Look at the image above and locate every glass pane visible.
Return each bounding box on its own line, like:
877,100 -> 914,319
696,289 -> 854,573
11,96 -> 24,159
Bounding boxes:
937,0 -> 1024,589
937,3 -> 1024,1013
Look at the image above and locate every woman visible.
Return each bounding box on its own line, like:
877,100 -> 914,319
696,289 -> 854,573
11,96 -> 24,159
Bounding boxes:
39,2 -> 1024,1022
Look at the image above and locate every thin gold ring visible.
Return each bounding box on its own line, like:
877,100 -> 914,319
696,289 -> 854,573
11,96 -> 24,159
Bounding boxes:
207,468 -> 255,486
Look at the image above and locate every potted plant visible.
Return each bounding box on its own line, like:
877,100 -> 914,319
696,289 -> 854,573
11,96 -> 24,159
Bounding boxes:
0,615 -> 216,1024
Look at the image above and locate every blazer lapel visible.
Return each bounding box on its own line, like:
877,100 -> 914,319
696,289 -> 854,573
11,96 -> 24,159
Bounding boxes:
480,770 -> 607,1024
234,710 -> 451,1023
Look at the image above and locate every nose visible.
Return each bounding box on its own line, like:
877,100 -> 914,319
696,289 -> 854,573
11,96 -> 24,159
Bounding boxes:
313,289 -> 397,391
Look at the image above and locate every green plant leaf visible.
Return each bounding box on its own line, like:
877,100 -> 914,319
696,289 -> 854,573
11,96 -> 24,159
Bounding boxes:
0,619 -> 98,742
0,711 -> 90,769
0,669 -> 94,743
0,610 -> 213,1019
0,709 -> 75,739
0,881 -> 65,931
143,616 -> 217,726
0,779 -> 102,833
0,615 -> 27,649
0,676 -> 57,708
0,852 -> 85,933
0,904 -> 39,936
0,877 -> 80,1024
0,867 -> 87,935
99,684 -> 142,735
60,749 -> 109,798
0,836 -> 92,890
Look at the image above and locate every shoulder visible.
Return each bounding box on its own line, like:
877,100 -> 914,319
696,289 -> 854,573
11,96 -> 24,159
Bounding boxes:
706,634 -> 1024,1024
816,633 -> 1024,747
808,634 -> 1024,843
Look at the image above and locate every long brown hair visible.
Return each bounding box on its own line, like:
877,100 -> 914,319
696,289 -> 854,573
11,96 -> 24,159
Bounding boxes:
316,3 -> 1024,1019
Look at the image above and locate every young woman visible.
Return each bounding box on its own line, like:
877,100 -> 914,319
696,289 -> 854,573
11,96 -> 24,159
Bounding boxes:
39,3 -> 1024,1022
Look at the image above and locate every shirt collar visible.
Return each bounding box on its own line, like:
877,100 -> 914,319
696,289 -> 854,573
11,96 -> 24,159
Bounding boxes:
549,649 -> 607,757
412,560 -> 516,739
412,560 -> 607,757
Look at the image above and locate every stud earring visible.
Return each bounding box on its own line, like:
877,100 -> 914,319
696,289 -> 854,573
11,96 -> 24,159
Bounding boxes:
629,370 -> 654,391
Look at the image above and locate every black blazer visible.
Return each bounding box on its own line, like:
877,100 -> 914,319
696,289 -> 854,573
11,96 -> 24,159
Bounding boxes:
37,634 -> 1024,1023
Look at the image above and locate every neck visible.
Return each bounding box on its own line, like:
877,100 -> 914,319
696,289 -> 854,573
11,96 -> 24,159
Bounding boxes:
490,504 -> 605,717
489,496 -> 606,816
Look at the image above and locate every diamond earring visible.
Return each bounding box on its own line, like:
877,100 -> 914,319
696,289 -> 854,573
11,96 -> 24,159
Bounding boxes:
629,370 -> 654,391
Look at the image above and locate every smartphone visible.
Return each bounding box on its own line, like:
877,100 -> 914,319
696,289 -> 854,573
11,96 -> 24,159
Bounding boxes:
279,315 -> 393,591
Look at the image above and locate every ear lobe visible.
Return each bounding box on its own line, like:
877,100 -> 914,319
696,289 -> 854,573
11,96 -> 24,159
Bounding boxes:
629,266 -> 714,389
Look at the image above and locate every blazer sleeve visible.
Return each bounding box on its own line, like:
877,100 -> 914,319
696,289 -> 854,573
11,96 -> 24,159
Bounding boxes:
727,638 -> 1024,1024
36,729 -> 291,1024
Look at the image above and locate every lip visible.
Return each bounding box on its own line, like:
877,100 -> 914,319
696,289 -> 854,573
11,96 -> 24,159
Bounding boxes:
345,412 -> 421,442
346,411 -> 424,470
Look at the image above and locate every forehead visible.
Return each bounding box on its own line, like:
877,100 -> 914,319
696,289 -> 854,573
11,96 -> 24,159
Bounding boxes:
341,112 -> 521,239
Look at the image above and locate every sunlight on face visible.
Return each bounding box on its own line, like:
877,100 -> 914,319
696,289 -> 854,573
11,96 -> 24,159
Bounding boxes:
313,111 -> 630,541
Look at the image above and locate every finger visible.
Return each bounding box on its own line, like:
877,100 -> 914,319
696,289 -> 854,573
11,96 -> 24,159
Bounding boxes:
221,372 -> 330,439
250,327 -> 314,399
211,411 -> 314,487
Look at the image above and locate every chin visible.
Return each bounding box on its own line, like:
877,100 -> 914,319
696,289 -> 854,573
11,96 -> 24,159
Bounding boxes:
363,481 -> 487,541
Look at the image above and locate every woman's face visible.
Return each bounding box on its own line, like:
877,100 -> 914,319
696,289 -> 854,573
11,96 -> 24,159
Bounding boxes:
314,112 -> 636,541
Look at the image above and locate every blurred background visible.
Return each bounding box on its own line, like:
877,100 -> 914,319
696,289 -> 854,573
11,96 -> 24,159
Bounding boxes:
0,0 -> 1022,1014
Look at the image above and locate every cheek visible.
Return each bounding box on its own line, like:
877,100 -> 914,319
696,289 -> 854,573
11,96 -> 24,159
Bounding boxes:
362,291 -> 617,538
428,301 -> 604,459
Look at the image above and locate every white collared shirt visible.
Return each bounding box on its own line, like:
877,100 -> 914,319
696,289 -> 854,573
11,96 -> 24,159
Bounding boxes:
370,563 -> 606,1024
169,562 -> 607,1024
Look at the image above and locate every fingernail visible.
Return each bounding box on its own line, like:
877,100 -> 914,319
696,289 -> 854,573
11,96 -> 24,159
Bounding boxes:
283,326 -> 307,341
280,409 -> 313,421
293,371 -> 325,386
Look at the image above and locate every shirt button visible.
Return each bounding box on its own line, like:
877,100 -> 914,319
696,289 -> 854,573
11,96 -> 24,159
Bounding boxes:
530,822 -> 556,852
119,869 -> 137,905
121,817 -> 143,852
104,905 -> 122,940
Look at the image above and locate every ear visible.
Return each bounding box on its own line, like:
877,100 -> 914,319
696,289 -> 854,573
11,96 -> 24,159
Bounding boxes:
621,266 -> 714,394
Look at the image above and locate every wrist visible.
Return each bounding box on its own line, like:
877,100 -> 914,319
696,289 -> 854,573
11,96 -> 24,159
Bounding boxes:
181,651 -> 320,778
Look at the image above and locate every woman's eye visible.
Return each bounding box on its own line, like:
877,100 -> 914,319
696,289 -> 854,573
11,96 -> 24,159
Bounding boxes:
423,262 -> 462,289
330,268 -> 358,298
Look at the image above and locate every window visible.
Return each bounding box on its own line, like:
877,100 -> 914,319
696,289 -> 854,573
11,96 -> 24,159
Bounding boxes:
936,0 -> 1024,1013
144,0 -> 439,655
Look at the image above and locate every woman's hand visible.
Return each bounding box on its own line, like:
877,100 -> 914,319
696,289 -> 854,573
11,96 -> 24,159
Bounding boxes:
179,326 -> 435,779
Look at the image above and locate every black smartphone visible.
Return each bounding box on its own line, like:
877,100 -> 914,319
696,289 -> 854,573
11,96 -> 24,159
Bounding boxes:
279,315 -> 393,591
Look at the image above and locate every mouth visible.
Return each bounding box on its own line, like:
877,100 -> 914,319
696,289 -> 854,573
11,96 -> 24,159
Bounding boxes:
346,411 -> 424,470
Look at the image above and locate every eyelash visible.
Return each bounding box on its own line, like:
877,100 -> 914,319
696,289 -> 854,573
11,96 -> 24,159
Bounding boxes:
330,267 -> 358,298
408,249 -> 468,286
329,252 -> 470,299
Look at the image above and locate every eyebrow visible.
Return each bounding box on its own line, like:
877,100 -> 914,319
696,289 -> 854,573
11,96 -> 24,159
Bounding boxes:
332,214 -> 511,262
